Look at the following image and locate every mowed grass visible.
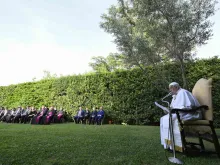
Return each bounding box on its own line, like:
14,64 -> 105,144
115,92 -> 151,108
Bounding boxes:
0,123 -> 219,165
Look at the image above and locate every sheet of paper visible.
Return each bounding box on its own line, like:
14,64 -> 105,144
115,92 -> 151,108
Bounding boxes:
154,102 -> 170,113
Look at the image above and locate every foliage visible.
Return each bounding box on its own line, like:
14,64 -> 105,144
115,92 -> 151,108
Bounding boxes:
100,2 -> 159,70
100,0 -> 218,88
0,58 -> 220,126
42,70 -> 58,80
89,53 -> 128,72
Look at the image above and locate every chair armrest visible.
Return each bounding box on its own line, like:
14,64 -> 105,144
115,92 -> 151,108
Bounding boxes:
171,105 -> 208,113
172,105 -> 208,125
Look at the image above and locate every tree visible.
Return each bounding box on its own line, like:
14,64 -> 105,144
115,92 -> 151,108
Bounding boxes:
89,53 -> 128,72
42,70 -> 57,80
100,0 -> 217,88
100,3 -> 160,72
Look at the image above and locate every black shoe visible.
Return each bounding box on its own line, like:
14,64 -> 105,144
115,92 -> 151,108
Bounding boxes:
167,148 -> 173,153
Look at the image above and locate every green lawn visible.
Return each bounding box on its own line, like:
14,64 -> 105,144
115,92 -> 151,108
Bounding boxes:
0,123 -> 219,165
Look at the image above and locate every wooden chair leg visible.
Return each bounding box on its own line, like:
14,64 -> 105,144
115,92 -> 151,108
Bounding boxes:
210,123 -> 220,158
179,124 -> 188,154
198,135 -> 205,151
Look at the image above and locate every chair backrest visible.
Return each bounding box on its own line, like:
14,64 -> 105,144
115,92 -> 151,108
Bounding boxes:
192,78 -> 213,121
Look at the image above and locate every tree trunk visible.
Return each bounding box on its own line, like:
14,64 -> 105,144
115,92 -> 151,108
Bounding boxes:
179,58 -> 188,89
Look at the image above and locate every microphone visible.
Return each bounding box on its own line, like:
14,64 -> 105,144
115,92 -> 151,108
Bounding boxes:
161,92 -> 172,108
161,92 -> 172,101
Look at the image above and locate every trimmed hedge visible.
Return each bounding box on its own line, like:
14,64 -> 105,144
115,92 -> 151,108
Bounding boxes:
0,58 -> 220,126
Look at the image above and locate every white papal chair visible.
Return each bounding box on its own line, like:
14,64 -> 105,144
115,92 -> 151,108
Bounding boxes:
172,78 -> 220,157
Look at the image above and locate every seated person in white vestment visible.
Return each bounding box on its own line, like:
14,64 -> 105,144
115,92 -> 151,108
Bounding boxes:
160,82 -> 202,152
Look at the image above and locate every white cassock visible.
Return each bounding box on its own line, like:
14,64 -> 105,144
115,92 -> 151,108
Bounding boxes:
160,88 -> 201,152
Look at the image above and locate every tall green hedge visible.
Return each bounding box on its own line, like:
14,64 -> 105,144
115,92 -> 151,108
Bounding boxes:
0,58 -> 220,126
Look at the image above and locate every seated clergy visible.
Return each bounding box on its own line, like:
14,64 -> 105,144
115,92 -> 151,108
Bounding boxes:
12,107 -> 22,123
35,105 -> 48,124
28,107 -> 37,122
1,108 -> 10,122
54,109 -> 64,123
160,82 -> 201,152
73,106 -> 85,124
5,109 -> 15,123
89,107 -> 97,125
96,106 -> 105,125
20,106 -> 30,123
84,107 -> 90,124
44,106 -> 55,124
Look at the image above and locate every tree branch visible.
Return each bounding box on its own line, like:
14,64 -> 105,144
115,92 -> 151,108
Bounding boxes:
118,0 -> 136,26
153,0 -> 177,56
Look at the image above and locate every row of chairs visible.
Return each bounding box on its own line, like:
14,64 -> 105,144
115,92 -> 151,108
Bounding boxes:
0,110 -> 31,123
0,109 -> 65,124
31,109 -> 65,124
73,115 -> 105,125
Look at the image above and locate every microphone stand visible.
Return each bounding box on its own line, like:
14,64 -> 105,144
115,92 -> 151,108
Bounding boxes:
162,95 -> 183,165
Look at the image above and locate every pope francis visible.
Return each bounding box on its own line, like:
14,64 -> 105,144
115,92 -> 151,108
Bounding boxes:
160,82 -> 202,152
